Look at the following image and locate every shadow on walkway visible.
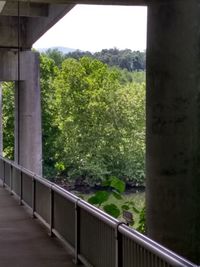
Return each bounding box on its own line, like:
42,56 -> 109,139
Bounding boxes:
0,185 -> 76,267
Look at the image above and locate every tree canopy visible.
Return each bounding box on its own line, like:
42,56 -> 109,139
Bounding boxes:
47,47 -> 146,72
53,56 -> 145,185
2,51 -> 145,187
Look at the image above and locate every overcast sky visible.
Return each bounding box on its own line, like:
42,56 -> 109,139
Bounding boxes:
33,5 -> 147,52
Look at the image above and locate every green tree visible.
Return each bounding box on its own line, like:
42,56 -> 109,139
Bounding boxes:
54,57 -> 145,185
44,48 -> 65,68
66,50 -> 93,60
63,48 -> 146,71
40,54 -> 60,178
94,48 -> 146,71
1,53 -> 145,186
2,82 -> 15,160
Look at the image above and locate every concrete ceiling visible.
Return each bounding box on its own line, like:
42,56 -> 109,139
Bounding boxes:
0,0 -> 147,49
1,0 -> 146,5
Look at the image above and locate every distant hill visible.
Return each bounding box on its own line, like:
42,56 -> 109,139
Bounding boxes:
37,46 -> 78,54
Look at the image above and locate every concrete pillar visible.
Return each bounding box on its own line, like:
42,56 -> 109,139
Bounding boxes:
0,50 -> 18,81
146,1 -> 200,263
15,51 -> 42,176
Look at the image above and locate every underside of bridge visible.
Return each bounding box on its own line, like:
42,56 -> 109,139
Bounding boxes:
0,0 -> 200,264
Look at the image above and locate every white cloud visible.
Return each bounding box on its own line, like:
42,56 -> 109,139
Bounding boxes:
33,5 -> 147,52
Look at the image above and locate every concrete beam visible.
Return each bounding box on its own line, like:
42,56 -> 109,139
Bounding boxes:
0,0 -> 146,48
1,2 -> 49,17
0,16 -> 28,48
0,1 -> 6,12
25,4 -> 74,46
0,4 -> 74,47
4,0 -> 147,6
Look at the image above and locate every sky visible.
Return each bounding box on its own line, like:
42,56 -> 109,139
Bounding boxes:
33,5 -> 147,53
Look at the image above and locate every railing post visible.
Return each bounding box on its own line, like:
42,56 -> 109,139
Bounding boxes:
3,160 -> 5,187
32,177 -> 36,218
49,186 -> 54,237
115,222 -> 125,267
74,199 -> 81,265
19,169 -> 23,205
10,164 -> 13,195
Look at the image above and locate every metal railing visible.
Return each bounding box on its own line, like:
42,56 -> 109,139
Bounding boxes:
0,156 -> 197,267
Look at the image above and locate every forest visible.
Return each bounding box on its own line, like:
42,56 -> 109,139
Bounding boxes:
2,48 -> 146,190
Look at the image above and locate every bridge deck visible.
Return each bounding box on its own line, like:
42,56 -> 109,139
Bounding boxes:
0,185 -> 76,267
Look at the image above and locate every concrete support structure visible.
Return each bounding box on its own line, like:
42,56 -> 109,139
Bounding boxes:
0,2 -> 74,176
0,50 -> 18,81
14,51 -> 42,175
2,0 -> 200,263
146,1 -> 200,264
0,49 -> 42,175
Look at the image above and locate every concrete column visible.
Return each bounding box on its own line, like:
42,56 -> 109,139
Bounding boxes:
0,50 -> 18,81
146,1 -> 200,263
15,51 -> 42,176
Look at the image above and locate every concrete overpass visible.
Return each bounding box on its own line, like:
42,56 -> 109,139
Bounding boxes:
0,0 -> 200,264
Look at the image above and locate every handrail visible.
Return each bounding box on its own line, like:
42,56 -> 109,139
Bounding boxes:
119,225 -> 196,267
0,156 -> 198,267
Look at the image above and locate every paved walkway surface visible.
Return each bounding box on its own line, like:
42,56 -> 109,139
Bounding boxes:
0,186 -> 77,267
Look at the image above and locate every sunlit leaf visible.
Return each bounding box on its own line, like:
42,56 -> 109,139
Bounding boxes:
103,204 -> 120,218
121,204 -> 130,210
110,176 -> 125,193
132,206 -> 140,214
88,191 -> 109,205
112,190 -> 122,200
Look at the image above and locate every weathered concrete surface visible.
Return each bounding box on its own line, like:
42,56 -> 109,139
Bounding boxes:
0,50 -> 42,175
15,51 -> 42,176
146,1 -> 200,264
0,3 -> 73,48
0,0 -> 147,49
0,185 -> 76,267
26,4 -> 74,46
0,50 -> 18,81
2,0 -> 146,5
1,2 -> 49,17
0,16 -> 27,48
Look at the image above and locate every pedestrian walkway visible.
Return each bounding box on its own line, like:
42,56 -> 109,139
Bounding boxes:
0,186 -> 76,267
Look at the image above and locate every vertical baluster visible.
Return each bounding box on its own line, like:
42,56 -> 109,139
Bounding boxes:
19,169 -> 23,205
74,199 -> 80,265
115,223 -> 124,267
74,200 -> 80,264
3,160 -> 5,187
10,164 -> 13,195
49,186 -> 54,237
32,177 -> 36,218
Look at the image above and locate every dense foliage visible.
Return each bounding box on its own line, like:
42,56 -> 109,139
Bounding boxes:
94,48 -> 145,71
52,56 -> 145,185
47,47 -> 146,72
2,82 -> 15,160
40,55 -> 61,178
46,57 -> 145,184
2,49 -> 145,187
88,176 -> 146,232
